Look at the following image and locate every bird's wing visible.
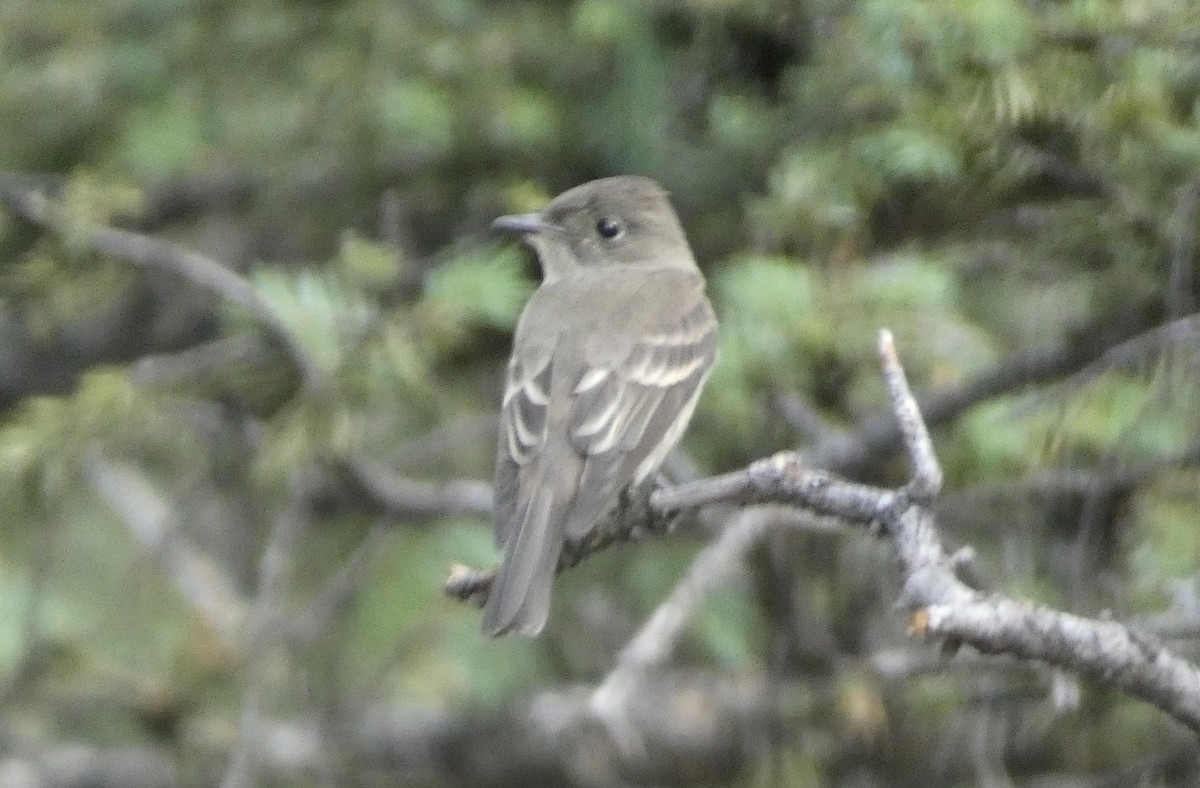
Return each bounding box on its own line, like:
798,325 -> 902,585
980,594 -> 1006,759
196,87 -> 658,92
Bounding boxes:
563,295 -> 717,538
486,335 -> 579,636
485,274 -> 716,636
493,343 -> 554,548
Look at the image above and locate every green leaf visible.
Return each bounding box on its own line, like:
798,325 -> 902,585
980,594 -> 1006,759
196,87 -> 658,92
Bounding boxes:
247,267 -> 376,374
416,245 -> 533,354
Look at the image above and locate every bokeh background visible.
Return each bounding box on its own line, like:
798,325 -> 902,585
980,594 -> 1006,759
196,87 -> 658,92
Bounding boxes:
2,0 -> 1200,785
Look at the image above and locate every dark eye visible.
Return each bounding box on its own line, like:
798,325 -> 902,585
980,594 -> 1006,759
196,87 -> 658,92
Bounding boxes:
595,217 -> 624,239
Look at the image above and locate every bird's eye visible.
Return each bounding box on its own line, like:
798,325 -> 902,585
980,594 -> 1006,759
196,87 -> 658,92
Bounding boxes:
595,217 -> 624,240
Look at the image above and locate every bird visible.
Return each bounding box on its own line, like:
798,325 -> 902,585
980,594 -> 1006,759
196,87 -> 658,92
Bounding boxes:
482,175 -> 718,636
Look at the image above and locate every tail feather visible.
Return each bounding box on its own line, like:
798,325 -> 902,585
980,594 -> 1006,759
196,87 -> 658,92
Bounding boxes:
481,481 -> 562,636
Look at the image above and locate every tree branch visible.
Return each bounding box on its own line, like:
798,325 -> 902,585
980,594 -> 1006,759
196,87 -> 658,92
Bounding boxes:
875,330 -> 1200,735
0,176 -> 326,394
449,330 -> 1200,736
334,456 -> 494,521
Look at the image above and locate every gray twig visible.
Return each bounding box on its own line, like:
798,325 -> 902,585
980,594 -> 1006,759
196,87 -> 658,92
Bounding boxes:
222,479 -> 313,787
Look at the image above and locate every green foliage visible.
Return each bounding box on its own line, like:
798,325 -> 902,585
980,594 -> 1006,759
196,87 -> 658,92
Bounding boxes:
416,244 -> 534,353
375,79 -> 458,160
115,95 -> 208,176
715,255 -> 821,378
336,232 -> 403,293
694,586 -> 760,669
248,268 -> 375,375
2,177 -> 144,346
756,148 -> 864,250
701,256 -> 819,460
959,372 -> 1198,483
956,397 -> 1051,479
1129,482 -> 1200,608
0,372 -> 169,488
343,523 -> 551,704
700,251 -> 995,460
3,0 -> 1200,781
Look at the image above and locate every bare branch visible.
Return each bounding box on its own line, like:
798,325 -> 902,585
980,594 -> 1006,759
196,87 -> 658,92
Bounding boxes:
592,508 -> 782,709
542,334 -> 1200,736
909,569 -> 1200,732
335,456 -> 493,521
1074,310 -> 1200,381
443,457 -> 887,604
0,177 -> 326,393
770,389 -> 852,446
353,673 -> 781,787
878,329 -> 942,500
869,339 -> 1200,735
0,675 -> 779,787
0,744 -> 181,788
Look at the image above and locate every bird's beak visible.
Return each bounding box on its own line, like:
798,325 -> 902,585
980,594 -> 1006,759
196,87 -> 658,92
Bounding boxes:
491,213 -> 549,235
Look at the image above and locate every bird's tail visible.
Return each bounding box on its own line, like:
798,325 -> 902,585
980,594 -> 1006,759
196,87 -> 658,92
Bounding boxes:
481,474 -> 565,637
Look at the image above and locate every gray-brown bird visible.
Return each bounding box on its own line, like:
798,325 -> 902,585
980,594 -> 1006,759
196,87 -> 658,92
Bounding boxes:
483,176 -> 718,636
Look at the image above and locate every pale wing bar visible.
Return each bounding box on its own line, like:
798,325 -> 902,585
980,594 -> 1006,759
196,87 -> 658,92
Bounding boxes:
562,300 -> 717,538
570,300 -> 715,456
494,355 -> 553,546
501,356 -> 552,466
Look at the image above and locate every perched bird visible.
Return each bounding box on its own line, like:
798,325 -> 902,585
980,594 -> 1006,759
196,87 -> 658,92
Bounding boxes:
483,176 -> 718,636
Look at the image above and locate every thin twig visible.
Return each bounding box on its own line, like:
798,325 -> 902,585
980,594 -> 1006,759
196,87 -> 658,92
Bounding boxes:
222,479 -> 313,787
337,457 -> 493,521
592,508 -> 782,704
878,329 -> 942,500
870,336 -> 1200,735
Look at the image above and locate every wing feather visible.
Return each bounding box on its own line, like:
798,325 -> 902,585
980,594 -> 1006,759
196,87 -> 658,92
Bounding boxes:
563,298 -> 716,538
488,270 -> 717,635
494,352 -> 552,546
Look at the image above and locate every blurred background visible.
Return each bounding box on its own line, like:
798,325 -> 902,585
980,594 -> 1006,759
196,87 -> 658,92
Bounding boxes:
2,0 -> 1200,785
